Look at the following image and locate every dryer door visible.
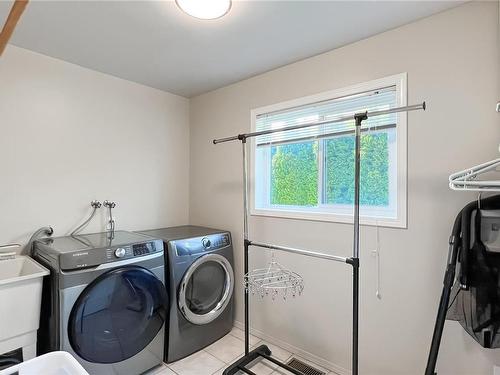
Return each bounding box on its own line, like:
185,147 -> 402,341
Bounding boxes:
68,266 -> 167,364
178,253 -> 234,325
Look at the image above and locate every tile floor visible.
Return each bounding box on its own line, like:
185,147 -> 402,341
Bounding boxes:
146,327 -> 337,375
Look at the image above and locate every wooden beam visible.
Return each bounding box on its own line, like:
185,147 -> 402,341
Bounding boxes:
0,0 -> 29,57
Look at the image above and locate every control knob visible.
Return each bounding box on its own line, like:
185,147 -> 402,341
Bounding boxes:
115,247 -> 126,258
202,238 -> 211,249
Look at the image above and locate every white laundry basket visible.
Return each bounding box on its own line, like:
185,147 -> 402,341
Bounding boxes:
0,351 -> 89,375
0,255 -> 49,361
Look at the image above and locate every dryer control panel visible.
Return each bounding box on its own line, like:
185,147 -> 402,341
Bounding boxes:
173,233 -> 231,257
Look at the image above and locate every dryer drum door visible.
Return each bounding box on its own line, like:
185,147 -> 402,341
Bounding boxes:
68,266 -> 168,364
178,253 -> 234,325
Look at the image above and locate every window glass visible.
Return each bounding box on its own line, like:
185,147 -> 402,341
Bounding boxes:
324,132 -> 390,206
251,76 -> 406,226
271,142 -> 318,206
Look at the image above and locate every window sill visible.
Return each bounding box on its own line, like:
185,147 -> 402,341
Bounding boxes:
250,208 -> 407,229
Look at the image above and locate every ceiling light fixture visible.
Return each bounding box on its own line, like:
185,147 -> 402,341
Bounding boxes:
176,0 -> 232,20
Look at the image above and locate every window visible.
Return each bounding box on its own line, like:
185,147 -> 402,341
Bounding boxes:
251,74 -> 407,228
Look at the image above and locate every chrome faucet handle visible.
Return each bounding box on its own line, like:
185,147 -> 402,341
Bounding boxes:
103,200 -> 116,208
91,200 -> 102,208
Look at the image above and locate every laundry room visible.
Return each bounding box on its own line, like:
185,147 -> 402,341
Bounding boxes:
0,1 -> 499,375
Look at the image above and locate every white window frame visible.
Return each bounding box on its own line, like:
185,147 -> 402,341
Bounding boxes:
249,73 -> 408,228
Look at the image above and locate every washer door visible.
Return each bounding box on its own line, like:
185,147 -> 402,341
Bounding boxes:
178,254 -> 234,325
68,266 -> 167,364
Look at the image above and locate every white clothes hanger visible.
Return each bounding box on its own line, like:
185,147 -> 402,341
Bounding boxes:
449,157 -> 500,191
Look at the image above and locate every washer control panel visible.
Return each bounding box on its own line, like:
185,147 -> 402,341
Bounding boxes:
60,239 -> 163,271
105,246 -> 132,260
104,241 -> 160,260
132,242 -> 157,256
174,233 -> 231,257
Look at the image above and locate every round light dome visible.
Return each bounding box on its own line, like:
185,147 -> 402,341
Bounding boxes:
176,0 -> 232,20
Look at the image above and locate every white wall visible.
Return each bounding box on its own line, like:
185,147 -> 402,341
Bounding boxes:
0,45 -> 190,247
189,2 -> 500,375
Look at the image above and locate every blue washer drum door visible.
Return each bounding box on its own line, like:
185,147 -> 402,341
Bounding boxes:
68,265 -> 168,364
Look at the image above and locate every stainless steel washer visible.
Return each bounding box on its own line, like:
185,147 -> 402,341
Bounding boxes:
34,231 -> 168,375
138,226 -> 235,363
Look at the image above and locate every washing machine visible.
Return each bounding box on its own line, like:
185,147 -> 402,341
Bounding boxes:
33,231 -> 168,375
138,226 -> 234,363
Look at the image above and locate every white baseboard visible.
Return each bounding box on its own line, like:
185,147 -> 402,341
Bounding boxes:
234,320 -> 350,375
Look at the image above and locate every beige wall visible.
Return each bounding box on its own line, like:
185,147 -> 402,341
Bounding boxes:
1,2 -> 498,374
189,2 -> 500,374
0,45 -> 190,246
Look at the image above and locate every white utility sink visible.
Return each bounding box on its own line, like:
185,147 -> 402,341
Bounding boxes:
0,256 -> 49,361
0,256 -> 48,285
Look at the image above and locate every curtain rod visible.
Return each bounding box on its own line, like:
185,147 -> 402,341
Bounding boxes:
213,102 -> 425,144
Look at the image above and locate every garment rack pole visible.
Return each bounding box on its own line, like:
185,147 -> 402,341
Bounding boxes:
213,102 -> 425,144
242,138 -> 250,356
351,112 -> 366,375
215,102 -> 426,375
249,240 -> 348,263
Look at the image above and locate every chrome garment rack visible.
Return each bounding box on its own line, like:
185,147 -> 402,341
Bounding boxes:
213,102 -> 426,375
